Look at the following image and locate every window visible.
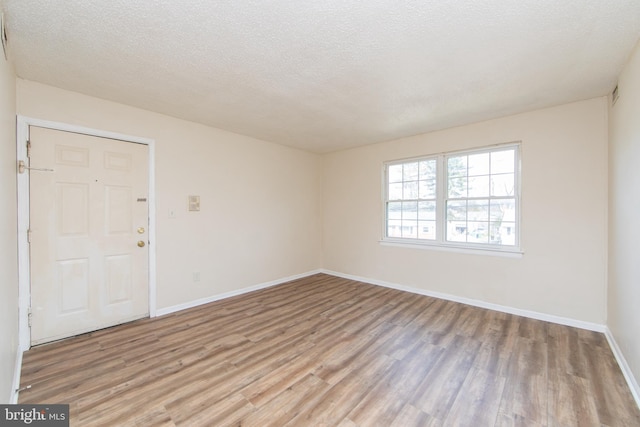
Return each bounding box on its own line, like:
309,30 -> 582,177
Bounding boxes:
386,158 -> 437,240
383,144 -> 520,252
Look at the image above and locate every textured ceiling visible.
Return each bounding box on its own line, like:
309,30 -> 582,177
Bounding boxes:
3,1 -> 640,153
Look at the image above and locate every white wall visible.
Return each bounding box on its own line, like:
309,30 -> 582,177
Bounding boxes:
0,30 -> 18,401
608,39 -> 640,391
17,79 -> 323,311
323,98 -> 608,324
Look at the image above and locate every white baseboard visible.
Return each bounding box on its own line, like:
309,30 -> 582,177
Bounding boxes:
605,328 -> 640,409
320,269 -> 606,333
156,269 -> 323,317
10,348 -> 23,404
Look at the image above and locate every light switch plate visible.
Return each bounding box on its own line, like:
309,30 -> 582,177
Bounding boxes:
188,195 -> 200,211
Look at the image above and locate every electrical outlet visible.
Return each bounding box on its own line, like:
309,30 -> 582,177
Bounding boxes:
168,208 -> 176,219
193,272 -> 200,282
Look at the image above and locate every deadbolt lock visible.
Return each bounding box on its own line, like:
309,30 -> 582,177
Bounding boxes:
137,227 -> 145,234
137,240 -> 146,248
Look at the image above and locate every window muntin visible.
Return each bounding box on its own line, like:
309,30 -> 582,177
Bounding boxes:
384,144 -> 520,251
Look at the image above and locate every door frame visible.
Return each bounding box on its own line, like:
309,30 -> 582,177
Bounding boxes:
16,115 -> 157,351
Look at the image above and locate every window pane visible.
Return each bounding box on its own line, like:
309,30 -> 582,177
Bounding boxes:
402,220 -> 418,238
419,160 -> 436,179
419,179 -> 436,199
447,156 -> 467,177
403,181 -> 418,199
491,221 -> 515,245
489,199 -> 515,222
446,200 -> 466,221
468,153 -> 490,176
418,220 -> 436,240
448,177 -> 467,198
403,162 -> 419,181
468,175 -> 490,197
418,201 -> 436,220
491,149 -> 515,174
388,219 -> 402,238
387,202 -> 402,220
491,173 -> 515,196
388,183 -> 403,200
447,220 -> 467,242
388,164 -> 403,183
402,201 -> 418,220
467,222 -> 489,243
467,199 -> 489,221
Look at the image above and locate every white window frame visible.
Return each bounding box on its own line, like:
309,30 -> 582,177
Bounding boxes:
381,142 -> 522,256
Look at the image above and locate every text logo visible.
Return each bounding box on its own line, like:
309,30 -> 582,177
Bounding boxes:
0,405 -> 69,426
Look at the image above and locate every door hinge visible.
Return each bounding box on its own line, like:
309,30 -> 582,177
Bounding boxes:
27,229 -> 32,243
26,140 -> 31,158
27,308 -> 32,328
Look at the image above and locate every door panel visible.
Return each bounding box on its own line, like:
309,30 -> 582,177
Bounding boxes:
29,126 -> 149,345
57,258 -> 89,313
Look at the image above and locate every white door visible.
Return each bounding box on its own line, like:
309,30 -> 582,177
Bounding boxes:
29,126 -> 150,345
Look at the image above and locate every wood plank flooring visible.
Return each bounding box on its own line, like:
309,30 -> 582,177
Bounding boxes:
18,273 -> 640,426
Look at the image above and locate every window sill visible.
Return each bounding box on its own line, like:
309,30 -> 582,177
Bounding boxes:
379,239 -> 524,258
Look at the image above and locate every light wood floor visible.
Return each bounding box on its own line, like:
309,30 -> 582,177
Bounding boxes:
19,274 -> 640,426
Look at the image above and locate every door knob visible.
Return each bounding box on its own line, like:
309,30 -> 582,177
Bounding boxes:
137,241 -> 146,247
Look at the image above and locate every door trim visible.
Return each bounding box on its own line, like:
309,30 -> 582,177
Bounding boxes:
16,115 -> 157,351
